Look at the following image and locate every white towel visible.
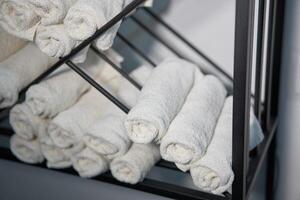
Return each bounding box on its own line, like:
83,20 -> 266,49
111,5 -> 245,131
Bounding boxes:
48,83 -> 119,148
160,75 -> 227,171
189,96 -> 233,194
110,143 -> 160,184
72,147 -> 109,178
190,96 -> 264,194
25,66 -> 89,118
125,58 -> 197,144
10,103 -> 49,140
83,65 -> 152,160
10,134 -> 44,164
0,43 -> 57,109
41,135 -> 84,169
84,114 -> 130,160
64,0 -> 123,50
40,135 -> 72,169
0,0 -> 40,40
27,0 -> 77,25
42,145 -> 72,169
35,24 -> 77,58
26,49 -> 123,119
0,26 -> 27,62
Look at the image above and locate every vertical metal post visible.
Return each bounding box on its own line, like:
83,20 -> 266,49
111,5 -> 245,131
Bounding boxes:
263,0 -> 275,130
265,0 -> 285,199
232,0 -> 256,199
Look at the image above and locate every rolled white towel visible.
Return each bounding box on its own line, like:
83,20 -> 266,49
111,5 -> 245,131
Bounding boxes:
190,96 -> 233,194
35,24 -> 77,58
84,114 -> 130,160
190,96 -> 264,194
0,43 -> 57,109
0,0 -> 40,40
110,143 -> 160,184
125,58 -> 197,144
83,65 -> 152,159
160,75 -> 227,171
41,135 -> 84,169
64,0 -> 123,50
26,49 -> 123,118
27,0 -> 77,25
10,134 -> 44,164
9,103 -> 49,140
40,139 -> 72,169
48,83 -> 119,148
71,147 -> 109,178
0,26 -> 27,62
25,66 -> 90,118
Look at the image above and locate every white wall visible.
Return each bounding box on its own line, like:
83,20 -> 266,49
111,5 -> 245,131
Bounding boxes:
276,0 -> 300,199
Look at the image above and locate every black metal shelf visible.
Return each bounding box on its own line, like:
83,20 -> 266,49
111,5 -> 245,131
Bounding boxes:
0,0 -> 285,199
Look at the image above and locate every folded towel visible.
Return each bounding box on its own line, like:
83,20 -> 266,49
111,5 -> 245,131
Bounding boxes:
0,43 -> 57,109
117,65 -> 153,108
125,58 -> 197,144
10,134 -> 44,164
41,135 -> 84,169
83,65 -> 152,159
40,137 -> 72,169
64,0 -> 123,50
27,0 -> 77,25
25,66 -> 89,118
160,75 -> 227,171
0,0 -> 40,40
35,24 -> 77,58
84,114 -> 130,160
190,96 -> 264,194
72,147 -> 109,178
189,96 -> 233,194
26,49 -> 123,119
0,26 -> 27,62
110,143 -> 160,184
48,82 -> 119,148
10,103 -> 49,140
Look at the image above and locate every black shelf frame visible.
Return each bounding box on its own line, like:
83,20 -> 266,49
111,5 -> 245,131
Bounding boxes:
0,0 -> 285,199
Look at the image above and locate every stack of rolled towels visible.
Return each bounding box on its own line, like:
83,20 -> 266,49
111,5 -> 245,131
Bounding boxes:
8,54 -> 264,195
0,0 -> 153,63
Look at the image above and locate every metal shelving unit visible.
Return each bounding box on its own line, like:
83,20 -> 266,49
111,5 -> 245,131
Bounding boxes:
0,0 -> 285,199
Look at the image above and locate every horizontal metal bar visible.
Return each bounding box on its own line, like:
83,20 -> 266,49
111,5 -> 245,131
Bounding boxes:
246,118 -> 278,198
90,45 -> 142,90
0,147 -> 228,200
143,8 -> 233,82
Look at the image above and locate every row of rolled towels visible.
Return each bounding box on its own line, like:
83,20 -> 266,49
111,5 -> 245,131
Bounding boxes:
5,42 -> 264,195
0,0 -> 152,63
